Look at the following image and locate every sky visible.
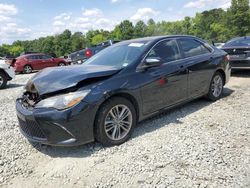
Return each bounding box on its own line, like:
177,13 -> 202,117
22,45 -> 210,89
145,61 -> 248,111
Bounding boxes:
0,0 -> 233,44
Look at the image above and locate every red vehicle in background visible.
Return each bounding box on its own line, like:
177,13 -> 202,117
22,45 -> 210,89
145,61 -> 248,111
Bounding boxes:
12,53 -> 68,74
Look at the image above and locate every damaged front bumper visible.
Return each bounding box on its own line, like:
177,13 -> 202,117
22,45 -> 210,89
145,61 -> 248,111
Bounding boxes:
16,99 -> 97,146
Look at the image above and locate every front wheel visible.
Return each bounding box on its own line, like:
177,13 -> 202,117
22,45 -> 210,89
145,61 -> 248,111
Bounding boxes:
207,72 -> 224,101
95,97 -> 137,146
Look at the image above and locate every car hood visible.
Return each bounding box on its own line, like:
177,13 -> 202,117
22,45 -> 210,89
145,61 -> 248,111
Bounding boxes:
25,65 -> 121,96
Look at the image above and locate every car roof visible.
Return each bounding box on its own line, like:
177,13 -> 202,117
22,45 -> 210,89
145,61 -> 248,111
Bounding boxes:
19,53 -> 46,58
117,35 -> 200,45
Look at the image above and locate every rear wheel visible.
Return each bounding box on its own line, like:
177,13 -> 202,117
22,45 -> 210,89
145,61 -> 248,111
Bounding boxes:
95,97 -> 136,146
0,71 -> 7,89
207,72 -> 224,101
23,65 -> 33,74
58,62 -> 65,66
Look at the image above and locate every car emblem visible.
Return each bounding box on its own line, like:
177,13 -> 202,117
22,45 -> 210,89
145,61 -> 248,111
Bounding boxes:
233,49 -> 236,52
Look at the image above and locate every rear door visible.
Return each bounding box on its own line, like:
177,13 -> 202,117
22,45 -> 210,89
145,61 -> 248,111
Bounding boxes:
177,38 -> 215,98
41,55 -> 55,68
140,39 -> 188,115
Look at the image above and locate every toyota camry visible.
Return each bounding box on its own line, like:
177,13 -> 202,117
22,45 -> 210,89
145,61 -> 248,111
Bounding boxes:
16,36 -> 231,146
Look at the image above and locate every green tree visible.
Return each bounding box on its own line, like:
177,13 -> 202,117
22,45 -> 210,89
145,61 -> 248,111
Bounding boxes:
91,34 -> 107,45
228,0 -> 250,36
71,32 -> 85,51
146,19 -> 156,36
118,20 -> 134,40
134,20 -> 147,38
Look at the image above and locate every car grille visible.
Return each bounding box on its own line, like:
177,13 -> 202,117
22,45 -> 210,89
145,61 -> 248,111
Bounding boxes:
18,117 -> 46,139
224,48 -> 249,55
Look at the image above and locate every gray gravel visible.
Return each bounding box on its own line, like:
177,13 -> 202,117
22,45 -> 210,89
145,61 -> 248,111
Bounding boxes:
0,71 -> 250,188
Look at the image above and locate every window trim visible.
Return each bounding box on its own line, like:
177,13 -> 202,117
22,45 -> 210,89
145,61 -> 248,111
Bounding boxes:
177,38 -> 214,59
137,37 -> 214,71
146,39 -> 182,64
177,38 -> 213,59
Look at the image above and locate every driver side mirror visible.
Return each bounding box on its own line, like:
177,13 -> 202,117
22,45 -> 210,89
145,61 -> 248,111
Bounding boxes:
143,57 -> 163,69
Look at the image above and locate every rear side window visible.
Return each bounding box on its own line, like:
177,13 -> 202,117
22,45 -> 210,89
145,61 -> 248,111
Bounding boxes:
42,55 -> 52,59
179,39 -> 211,58
147,40 -> 181,63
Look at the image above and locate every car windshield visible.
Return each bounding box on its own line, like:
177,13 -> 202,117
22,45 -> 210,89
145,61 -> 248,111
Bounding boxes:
85,42 -> 148,68
225,37 -> 250,47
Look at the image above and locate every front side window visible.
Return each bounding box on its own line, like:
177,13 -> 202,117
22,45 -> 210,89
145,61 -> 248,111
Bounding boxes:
147,40 -> 181,63
179,39 -> 211,58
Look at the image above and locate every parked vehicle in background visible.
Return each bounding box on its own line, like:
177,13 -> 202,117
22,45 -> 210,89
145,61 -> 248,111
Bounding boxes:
16,35 -> 231,147
214,43 -> 225,49
60,55 -> 72,64
222,36 -> 250,69
12,53 -> 69,74
69,40 -> 120,64
0,58 -> 15,89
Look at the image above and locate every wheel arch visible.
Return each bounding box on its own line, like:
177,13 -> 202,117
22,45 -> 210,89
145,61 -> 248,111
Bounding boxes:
24,64 -> 33,69
94,92 -> 140,131
215,69 -> 226,85
58,62 -> 66,66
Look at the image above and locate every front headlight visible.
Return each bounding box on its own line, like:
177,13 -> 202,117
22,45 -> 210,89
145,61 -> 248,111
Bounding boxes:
35,90 -> 91,110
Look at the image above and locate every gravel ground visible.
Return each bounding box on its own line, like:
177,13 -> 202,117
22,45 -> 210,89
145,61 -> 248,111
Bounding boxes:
0,71 -> 250,188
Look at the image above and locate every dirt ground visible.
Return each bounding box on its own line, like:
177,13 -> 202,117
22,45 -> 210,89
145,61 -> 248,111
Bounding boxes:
0,70 -> 250,188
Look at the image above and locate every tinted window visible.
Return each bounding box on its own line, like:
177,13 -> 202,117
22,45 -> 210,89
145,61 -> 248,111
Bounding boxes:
179,39 -> 211,58
225,38 -> 250,47
42,55 -> 52,59
147,40 -> 181,63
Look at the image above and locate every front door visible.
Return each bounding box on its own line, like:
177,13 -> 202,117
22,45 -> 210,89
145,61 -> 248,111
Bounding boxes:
140,39 -> 188,115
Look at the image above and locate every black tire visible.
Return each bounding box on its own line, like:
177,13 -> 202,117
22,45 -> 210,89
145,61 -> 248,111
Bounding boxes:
95,97 -> 137,146
0,71 -> 7,89
58,62 -> 65,66
23,65 -> 33,74
207,72 -> 224,101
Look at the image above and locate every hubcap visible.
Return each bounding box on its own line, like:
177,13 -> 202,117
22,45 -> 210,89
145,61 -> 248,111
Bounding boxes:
0,76 -> 3,86
59,63 -> 65,66
212,75 -> 223,98
25,66 -> 32,73
104,105 -> 133,141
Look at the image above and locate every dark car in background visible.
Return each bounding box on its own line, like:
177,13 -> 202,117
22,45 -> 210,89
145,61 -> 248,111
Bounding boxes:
69,40 -> 119,64
16,35 -> 231,147
12,53 -> 69,73
222,36 -> 250,69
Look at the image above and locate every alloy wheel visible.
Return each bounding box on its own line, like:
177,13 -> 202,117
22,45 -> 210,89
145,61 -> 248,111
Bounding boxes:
211,75 -> 223,98
104,105 -> 133,141
24,66 -> 32,73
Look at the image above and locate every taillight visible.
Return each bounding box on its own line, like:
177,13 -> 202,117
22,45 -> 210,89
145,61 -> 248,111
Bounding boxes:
85,49 -> 92,57
225,55 -> 230,61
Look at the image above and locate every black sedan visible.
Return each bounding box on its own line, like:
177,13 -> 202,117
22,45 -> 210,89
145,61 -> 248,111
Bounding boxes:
222,36 -> 250,69
16,35 -> 231,146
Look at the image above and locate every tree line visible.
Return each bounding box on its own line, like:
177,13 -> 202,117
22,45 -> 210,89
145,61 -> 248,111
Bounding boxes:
0,0 -> 249,58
